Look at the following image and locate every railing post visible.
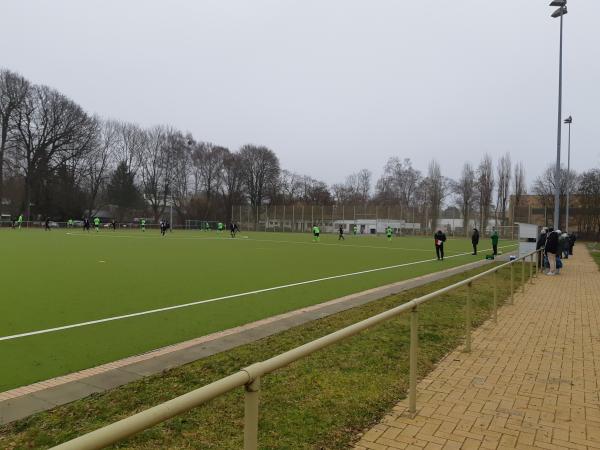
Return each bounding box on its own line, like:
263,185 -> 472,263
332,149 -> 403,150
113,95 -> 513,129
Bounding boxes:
409,306 -> 418,414
465,282 -> 472,353
521,258 -> 526,293
493,270 -> 498,323
529,254 -> 534,284
510,262 -> 514,305
244,377 -> 261,450
535,251 -> 539,278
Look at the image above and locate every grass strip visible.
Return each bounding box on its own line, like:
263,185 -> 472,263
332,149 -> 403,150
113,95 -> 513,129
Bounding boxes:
0,263 -> 531,449
587,243 -> 600,269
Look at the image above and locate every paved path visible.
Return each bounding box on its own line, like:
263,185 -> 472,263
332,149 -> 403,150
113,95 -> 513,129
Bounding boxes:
0,258 -> 498,425
355,247 -> 600,450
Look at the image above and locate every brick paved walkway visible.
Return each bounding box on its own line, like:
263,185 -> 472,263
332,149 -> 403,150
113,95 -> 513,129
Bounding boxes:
355,248 -> 600,450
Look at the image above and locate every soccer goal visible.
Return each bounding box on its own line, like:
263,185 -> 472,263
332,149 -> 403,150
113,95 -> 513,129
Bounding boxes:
185,220 -> 220,231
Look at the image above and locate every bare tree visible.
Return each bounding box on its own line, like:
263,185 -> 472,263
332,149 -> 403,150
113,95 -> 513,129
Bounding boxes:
512,161 -> 526,223
139,125 -> 176,222
116,121 -> 145,177
0,70 -> 29,217
356,169 -> 371,205
170,133 -> 193,222
578,169 -> 600,236
330,183 -> 347,205
424,160 -> 445,231
276,170 -> 304,204
453,162 -> 476,236
192,142 -> 228,204
495,153 -> 511,227
532,165 -> 579,227
475,155 -> 494,232
83,118 -> 116,215
221,150 -> 244,222
333,169 -> 372,206
11,84 -> 96,219
239,144 -> 280,208
375,157 -> 421,209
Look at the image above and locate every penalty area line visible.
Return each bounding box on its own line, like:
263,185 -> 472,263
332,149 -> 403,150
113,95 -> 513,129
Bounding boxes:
0,244 -> 517,342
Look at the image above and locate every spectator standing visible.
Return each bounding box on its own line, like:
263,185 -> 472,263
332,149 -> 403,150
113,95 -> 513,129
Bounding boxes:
491,227 -> 499,256
556,230 -> 565,274
536,227 -> 547,268
471,228 -> 480,255
434,229 -> 447,261
561,232 -> 570,259
569,233 -> 577,255
545,227 -> 559,275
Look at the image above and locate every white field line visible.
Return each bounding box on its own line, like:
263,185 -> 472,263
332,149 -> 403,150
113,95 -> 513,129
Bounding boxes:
0,244 -> 517,342
64,231 -> 497,255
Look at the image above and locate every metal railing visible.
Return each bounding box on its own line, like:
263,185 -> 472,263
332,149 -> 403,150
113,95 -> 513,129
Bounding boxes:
51,249 -> 541,450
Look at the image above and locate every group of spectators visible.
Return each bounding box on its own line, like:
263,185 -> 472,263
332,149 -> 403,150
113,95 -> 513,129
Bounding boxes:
536,227 -> 576,276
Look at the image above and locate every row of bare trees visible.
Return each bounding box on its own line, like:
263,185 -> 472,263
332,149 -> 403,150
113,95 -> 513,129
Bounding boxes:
371,154 -> 529,234
3,68 -> 598,231
0,69 -> 291,222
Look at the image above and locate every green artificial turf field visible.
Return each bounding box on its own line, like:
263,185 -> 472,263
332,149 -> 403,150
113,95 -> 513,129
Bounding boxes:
0,229 -> 516,391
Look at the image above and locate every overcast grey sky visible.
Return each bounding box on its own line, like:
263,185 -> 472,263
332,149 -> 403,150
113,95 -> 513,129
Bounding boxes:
1,0 -> 598,187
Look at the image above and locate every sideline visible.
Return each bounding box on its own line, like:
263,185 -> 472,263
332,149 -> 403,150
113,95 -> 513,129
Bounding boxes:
0,244 -> 516,342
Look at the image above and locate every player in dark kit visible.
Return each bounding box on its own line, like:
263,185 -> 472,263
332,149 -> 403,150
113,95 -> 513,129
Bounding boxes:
338,225 -> 345,240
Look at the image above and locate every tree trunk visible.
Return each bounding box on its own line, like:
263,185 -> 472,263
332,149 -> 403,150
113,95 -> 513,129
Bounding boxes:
0,144 -> 4,218
0,122 -> 7,218
24,174 -> 31,221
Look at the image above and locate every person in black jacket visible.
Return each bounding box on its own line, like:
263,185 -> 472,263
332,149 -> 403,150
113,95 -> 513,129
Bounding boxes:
434,230 -> 447,260
536,228 -> 547,268
545,227 -> 559,275
471,228 -> 480,255
569,233 -> 577,255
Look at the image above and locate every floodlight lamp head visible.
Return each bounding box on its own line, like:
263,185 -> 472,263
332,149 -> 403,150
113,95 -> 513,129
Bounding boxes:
549,0 -> 566,6
551,6 -> 567,17
564,116 -> 572,124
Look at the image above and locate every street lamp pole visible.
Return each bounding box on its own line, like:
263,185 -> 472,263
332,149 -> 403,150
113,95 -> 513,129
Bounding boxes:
564,115 -> 572,232
550,0 -> 567,229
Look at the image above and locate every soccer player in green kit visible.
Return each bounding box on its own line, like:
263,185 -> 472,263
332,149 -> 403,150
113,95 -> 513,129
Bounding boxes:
205,222 -> 210,232
17,214 -> 23,229
141,218 -> 146,232
312,225 -> 320,242
386,226 -> 393,242
217,222 -> 224,234
353,224 -> 358,236
94,217 -> 100,232
491,227 -> 499,256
